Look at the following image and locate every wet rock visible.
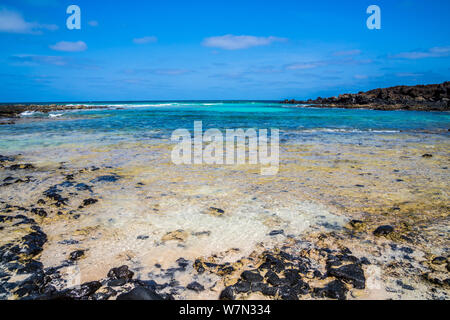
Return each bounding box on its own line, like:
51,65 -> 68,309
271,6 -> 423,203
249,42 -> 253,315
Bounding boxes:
261,286 -> 278,297
108,279 -> 127,287
107,265 -> 134,281
43,186 -> 68,206
37,199 -> 46,205
162,230 -> 188,242
269,230 -> 284,236
219,286 -> 235,300
396,280 -> 415,291
117,286 -> 164,300
265,270 -> 283,286
58,239 -> 79,245
432,257 -> 447,265
74,183 -> 91,192
241,270 -> 263,283
21,230 -> 47,257
8,164 -> 35,170
69,250 -> 85,261
186,281 -> 205,292
194,259 -> 205,274
233,281 -> 251,294
91,287 -> 117,300
259,254 -> 285,273
251,282 -> 267,293
350,220 -> 364,228
31,208 -> 47,218
82,198 -> 98,206
176,258 -> 190,269
373,225 -> 395,236
17,260 -> 44,274
206,207 -> 225,217
56,281 -> 102,300
328,263 -> 365,289
0,155 -> 15,162
90,175 -> 120,183
313,280 -> 348,300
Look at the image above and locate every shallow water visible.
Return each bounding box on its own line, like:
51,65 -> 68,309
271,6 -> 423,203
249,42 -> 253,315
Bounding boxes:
0,102 -> 449,299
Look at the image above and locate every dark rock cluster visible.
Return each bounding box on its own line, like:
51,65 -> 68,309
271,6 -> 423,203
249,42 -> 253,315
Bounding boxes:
216,248 -> 369,300
282,81 -> 450,111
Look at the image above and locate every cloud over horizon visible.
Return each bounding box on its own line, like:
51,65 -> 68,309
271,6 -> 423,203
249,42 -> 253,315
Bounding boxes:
50,41 -> 88,52
133,36 -> 158,44
392,46 -> 450,59
202,34 -> 287,50
0,7 -> 58,34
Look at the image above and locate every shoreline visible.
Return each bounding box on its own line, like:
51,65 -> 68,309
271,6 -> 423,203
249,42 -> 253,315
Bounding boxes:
282,81 -> 450,112
0,104 -> 109,120
0,133 -> 448,300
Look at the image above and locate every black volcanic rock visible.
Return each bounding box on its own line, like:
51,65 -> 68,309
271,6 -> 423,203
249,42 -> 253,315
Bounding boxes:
282,81 -> 450,111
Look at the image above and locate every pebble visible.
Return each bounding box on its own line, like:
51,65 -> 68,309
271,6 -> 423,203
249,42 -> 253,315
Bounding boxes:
186,281 -> 205,292
69,250 -> 85,261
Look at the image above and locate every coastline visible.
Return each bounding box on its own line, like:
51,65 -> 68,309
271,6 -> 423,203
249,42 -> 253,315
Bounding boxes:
0,104 -> 109,120
282,81 -> 450,112
0,120 -> 448,300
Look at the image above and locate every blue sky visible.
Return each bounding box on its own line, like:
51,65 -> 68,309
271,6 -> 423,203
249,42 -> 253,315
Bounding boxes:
0,0 -> 449,102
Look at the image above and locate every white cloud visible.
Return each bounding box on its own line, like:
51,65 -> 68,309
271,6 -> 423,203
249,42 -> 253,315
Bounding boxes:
50,41 -> 87,52
285,62 -> 326,70
395,72 -> 423,77
10,54 -> 67,66
392,46 -> 450,59
202,34 -> 287,50
0,7 -> 58,34
133,36 -> 158,44
333,49 -> 361,56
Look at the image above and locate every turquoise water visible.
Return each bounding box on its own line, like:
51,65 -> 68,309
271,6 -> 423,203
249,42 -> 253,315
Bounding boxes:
0,101 -> 449,151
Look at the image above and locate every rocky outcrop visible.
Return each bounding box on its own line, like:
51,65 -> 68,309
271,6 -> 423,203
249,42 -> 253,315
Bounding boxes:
282,82 -> 450,111
0,104 -> 108,119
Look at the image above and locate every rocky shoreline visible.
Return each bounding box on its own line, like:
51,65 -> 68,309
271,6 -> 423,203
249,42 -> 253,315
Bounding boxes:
0,152 -> 449,300
282,82 -> 450,111
0,104 -> 108,121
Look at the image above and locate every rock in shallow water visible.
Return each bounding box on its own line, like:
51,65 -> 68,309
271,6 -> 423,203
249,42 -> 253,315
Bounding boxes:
107,265 -> 134,281
186,281 -> 205,292
314,280 -> 348,300
219,286 -> 235,300
373,225 -> 395,236
241,270 -> 263,283
328,263 -> 366,289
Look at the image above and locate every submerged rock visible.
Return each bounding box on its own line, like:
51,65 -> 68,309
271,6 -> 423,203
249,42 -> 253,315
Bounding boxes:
432,257 -> 447,265
82,198 -> 98,206
373,225 -> 395,236
186,281 -> 205,292
90,175 -> 120,183
69,250 -> 85,261
206,207 -> 225,217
